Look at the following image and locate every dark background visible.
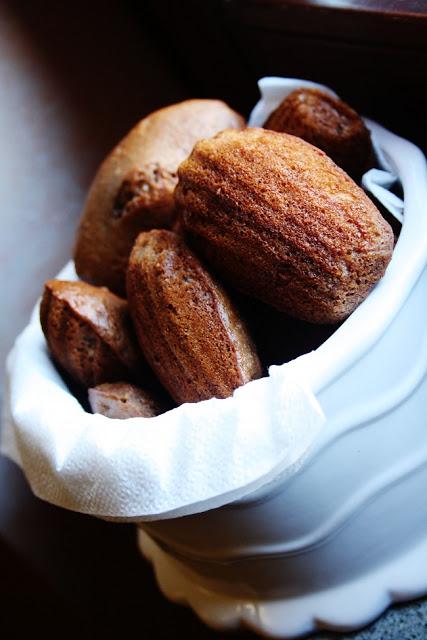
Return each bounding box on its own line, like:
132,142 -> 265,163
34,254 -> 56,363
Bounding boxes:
1,1 -> 426,639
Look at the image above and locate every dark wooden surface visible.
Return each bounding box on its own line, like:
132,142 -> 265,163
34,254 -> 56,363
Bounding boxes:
1,2 -> 427,639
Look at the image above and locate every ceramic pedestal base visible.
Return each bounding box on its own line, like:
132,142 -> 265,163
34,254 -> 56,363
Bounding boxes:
137,529 -> 427,638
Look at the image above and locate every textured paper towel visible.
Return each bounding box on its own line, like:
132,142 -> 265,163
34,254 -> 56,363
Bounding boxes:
1,77 -> 400,522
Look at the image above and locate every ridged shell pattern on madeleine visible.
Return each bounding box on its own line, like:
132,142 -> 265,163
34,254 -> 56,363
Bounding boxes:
126,230 -> 262,404
176,127 -> 394,324
74,99 -> 245,296
40,280 -> 141,387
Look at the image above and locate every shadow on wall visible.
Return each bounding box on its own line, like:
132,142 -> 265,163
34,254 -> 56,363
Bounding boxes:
3,0 -> 190,162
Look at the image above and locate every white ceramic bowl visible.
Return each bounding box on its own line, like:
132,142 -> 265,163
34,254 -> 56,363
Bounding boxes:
137,80 -> 427,638
4,77 -> 427,639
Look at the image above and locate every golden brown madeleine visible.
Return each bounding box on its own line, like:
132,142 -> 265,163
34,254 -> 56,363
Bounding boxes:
176,128 -> 394,324
88,382 -> 162,419
264,88 -> 374,180
74,99 -> 245,296
40,280 -> 141,387
126,230 -> 262,404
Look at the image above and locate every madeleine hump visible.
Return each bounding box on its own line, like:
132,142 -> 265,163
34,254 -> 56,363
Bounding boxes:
176,128 -> 394,324
74,99 -> 245,296
126,230 -> 261,404
40,280 -> 141,387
